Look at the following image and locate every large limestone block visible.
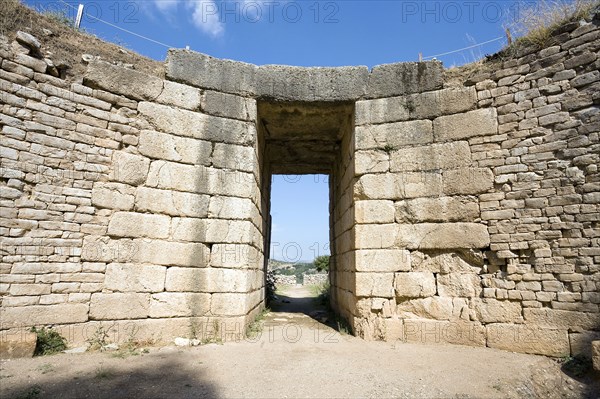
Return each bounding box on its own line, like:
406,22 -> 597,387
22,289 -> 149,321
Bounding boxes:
211,292 -> 258,316
487,324 -> 569,357
90,293 -> 149,320
471,298 -> 522,323
146,160 -> 208,193
138,130 -> 212,165
107,212 -> 171,239
0,304 -> 89,328
210,244 -> 262,269
355,224 -> 398,249
166,49 -> 258,95
84,60 -> 163,101
256,64 -> 369,101
367,61 -> 443,98
396,297 -> 454,320
438,273 -> 482,297
212,143 -> 257,173
156,80 -> 203,110
390,141 -> 471,172
208,196 -> 256,221
395,196 -> 480,223
135,239 -> 209,267
148,292 -> 210,318
569,331 -> 600,357
354,172 -> 443,200
593,341 -> 600,371
135,187 -> 209,217
0,332 -> 37,359
201,90 -> 256,122
355,272 -> 394,298
395,272 -> 436,298
138,101 -> 255,145
355,120 -> 433,150
109,151 -> 150,186
172,218 -> 255,244
414,251 -> 483,274
104,263 -> 166,292
355,150 -> 389,175
395,223 -> 490,249
355,200 -> 395,224
355,97 -> 409,126
165,267 -> 261,293
442,168 -> 494,195
355,249 -> 411,272
403,319 -> 486,347
82,236 -> 209,267
433,108 -> 498,141
523,308 -> 600,331
91,182 -> 135,211
407,87 -> 477,120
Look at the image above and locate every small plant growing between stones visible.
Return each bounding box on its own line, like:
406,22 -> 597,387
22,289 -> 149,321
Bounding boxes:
87,324 -> 111,351
30,327 -> 67,356
561,354 -> 593,378
14,385 -> 41,399
246,307 -> 270,338
382,144 -> 396,153
36,363 -> 55,375
94,364 -> 114,380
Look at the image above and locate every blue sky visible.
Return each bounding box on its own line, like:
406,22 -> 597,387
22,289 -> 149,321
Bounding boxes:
25,0 -> 531,262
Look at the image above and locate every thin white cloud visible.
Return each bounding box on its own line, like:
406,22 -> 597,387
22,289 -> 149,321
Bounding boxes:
187,0 -> 225,38
153,0 -> 179,13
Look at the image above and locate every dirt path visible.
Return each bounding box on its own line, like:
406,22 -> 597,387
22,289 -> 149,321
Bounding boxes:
1,285 -> 598,399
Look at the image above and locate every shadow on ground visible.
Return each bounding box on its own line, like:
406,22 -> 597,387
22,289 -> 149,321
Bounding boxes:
3,354 -> 219,399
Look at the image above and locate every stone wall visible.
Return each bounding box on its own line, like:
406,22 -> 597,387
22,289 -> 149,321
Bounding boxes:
303,273 -> 328,286
1,11 -> 599,357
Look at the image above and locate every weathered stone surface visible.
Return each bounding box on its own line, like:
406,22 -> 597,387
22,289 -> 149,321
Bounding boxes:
104,264 -> 166,292
90,293 -> 149,320
355,249 -> 411,272
487,324 -> 569,357
395,272 -> 436,298
166,49 -> 258,95
355,272 -> 395,298
208,196 -> 256,221
156,80 -> 202,110
390,141 -> 471,172
109,151 -> 150,186
433,108 -> 498,141
367,61 -> 444,98
172,218 -> 255,244
593,341 -> 600,371
138,101 -> 255,145
414,251 -> 483,274
107,212 -> 170,239
91,182 -> 135,210
569,331 -> 600,357
355,200 -> 395,224
442,168 -> 494,195
395,196 -> 479,223
209,244 -> 262,269
523,308 -> 600,331
471,298 -> 522,323
0,332 -> 37,359
82,236 -> 209,267
16,31 -> 41,52
165,267 -> 261,293
355,97 -> 410,126
135,187 -> 209,217
396,297 -> 454,320
148,292 -> 210,318
355,172 -> 443,200
437,273 -> 482,297
355,150 -> 390,175
408,87 -> 478,119
395,223 -> 490,249
256,64 -> 369,101
403,319 -> 486,347
211,292 -> 259,316
201,90 -> 256,121
138,130 -> 212,165
355,120 -> 433,150
0,304 -> 89,327
84,61 -> 163,101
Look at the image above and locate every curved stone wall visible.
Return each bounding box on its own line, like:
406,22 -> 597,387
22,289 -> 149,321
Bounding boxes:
1,10 -> 599,357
